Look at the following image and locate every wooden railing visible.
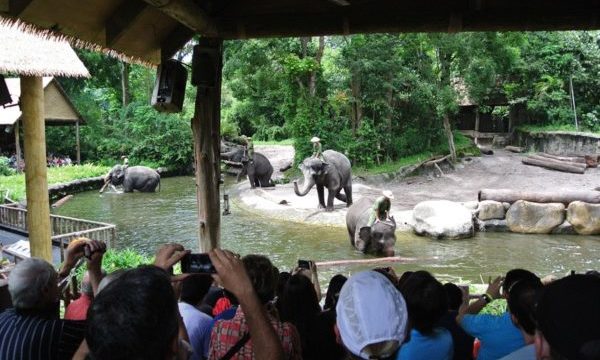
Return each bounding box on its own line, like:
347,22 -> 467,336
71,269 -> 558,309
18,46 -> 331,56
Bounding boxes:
0,205 -> 116,261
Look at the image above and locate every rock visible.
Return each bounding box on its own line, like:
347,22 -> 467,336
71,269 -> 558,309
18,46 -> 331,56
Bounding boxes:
551,220 -> 577,235
566,201 -> 600,235
502,202 -> 511,211
412,200 -> 474,239
476,219 -> 509,232
477,200 -> 506,220
461,201 -> 479,211
506,200 -> 565,234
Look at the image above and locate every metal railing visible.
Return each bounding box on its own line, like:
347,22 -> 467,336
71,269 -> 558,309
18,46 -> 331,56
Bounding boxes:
0,205 -> 116,261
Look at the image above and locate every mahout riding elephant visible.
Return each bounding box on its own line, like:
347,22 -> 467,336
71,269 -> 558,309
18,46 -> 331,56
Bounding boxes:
221,149 -> 274,188
346,197 -> 396,256
102,165 -> 160,193
293,149 -> 353,211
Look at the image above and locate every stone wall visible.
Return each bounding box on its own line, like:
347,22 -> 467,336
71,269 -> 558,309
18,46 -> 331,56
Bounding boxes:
515,130 -> 600,156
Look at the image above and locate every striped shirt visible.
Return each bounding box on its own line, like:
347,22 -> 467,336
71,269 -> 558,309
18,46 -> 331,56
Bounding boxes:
0,308 -> 86,360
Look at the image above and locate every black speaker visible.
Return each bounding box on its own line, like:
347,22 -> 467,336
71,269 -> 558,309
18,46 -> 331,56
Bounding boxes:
151,60 -> 188,113
192,45 -> 219,88
0,75 -> 11,107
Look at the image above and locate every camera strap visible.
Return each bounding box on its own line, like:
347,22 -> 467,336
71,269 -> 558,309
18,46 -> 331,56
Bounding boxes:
219,332 -> 250,360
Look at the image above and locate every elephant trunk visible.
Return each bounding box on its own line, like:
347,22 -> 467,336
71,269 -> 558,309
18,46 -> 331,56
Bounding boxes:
293,177 -> 315,196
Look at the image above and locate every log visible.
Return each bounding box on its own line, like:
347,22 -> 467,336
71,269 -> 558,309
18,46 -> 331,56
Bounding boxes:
527,155 -> 586,169
478,146 -> 494,155
223,160 -> 243,167
522,157 -> 585,174
315,256 -> 422,268
51,195 -> 73,208
478,188 -> 600,205
505,146 -> 524,153
279,161 -> 292,172
536,152 -> 587,165
585,155 -> 599,168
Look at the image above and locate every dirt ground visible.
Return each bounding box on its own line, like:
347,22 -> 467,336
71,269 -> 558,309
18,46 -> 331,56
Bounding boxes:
236,145 -> 600,228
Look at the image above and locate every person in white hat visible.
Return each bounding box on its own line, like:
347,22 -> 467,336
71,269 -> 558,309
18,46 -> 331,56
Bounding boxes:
336,271 -> 408,359
367,190 -> 394,227
310,137 -> 323,160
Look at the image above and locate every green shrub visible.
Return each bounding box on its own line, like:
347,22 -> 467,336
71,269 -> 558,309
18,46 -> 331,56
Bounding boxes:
0,157 -> 15,176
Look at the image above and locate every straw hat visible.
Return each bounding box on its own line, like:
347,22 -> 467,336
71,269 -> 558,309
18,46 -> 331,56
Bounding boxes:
382,190 -> 394,199
310,137 -> 320,143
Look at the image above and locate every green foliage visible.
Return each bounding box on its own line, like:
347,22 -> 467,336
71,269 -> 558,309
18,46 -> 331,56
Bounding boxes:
75,248 -> 152,283
0,157 -> 14,176
480,299 -> 508,316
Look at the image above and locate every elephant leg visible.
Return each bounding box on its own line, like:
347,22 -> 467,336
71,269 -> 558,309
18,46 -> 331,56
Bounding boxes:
344,185 -> 353,206
335,190 -> 347,203
326,189 -> 335,211
317,185 -> 326,209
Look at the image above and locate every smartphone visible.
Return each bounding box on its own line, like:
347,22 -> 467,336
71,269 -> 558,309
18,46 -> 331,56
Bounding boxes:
298,259 -> 310,270
181,253 -> 216,274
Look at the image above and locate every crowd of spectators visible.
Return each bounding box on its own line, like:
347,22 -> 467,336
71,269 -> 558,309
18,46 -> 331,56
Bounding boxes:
0,151 -> 73,170
0,237 -> 598,360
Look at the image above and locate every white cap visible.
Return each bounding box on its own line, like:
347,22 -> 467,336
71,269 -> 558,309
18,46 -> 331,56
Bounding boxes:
336,271 -> 408,359
382,190 -> 394,199
310,137 -> 320,143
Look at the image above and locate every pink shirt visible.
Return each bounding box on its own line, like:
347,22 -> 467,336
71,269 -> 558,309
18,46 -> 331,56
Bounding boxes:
64,294 -> 92,321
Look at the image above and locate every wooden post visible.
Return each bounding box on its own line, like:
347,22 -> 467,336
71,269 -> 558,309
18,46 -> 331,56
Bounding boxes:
20,76 -> 52,261
191,38 -> 223,252
474,107 -> 480,145
75,120 -> 81,164
14,120 -> 22,173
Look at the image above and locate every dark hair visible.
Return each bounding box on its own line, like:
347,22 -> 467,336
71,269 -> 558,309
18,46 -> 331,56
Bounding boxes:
242,255 -> 277,304
276,271 -> 291,298
86,266 -> 179,360
324,274 -> 347,311
400,271 -> 447,334
503,269 -> 539,295
397,271 -> 414,289
443,283 -> 463,311
180,274 -> 213,306
507,278 -> 542,335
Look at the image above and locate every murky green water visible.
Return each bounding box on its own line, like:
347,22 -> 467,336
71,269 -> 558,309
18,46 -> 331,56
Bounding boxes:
53,176 -> 600,284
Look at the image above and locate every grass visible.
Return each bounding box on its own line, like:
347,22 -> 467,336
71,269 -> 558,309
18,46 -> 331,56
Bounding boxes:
517,123 -> 591,133
0,164 -> 110,202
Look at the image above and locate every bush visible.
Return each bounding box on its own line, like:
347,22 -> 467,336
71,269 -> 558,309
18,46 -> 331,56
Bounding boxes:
75,248 -> 152,283
0,157 -> 15,176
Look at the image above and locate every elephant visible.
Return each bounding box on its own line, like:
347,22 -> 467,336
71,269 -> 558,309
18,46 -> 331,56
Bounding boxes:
346,197 -> 396,256
101,165 -> 160,193
293,149 -> 353,211
221,149 -> 274,188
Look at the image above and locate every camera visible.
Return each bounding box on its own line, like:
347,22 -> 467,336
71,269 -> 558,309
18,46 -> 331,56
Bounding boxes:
181,253 -> 216,274
298,259 -> 310,270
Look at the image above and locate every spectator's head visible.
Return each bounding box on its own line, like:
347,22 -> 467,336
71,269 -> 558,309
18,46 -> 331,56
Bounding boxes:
8,258 -> 58,315
336,271 -> 408,359
324,274 -> 347,311
503,269 -> 539,298
86,266 -> 179,360
276,271 -> 291,299
535,274 -> 600,360
242,255 -> 277,304
443,283 -> 463,311
97,269 -> 127,294
280,273 -> 320,323
400,270 -> 447,334
180,274 -> 213,307
507,278 -> 543,336
397,271 -> 414,289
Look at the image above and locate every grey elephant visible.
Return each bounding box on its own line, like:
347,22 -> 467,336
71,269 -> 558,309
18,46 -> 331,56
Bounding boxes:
346,197 -> 396,256
101,165 -> 160,193
221,149 -> 274,188
293,149 -> 352,211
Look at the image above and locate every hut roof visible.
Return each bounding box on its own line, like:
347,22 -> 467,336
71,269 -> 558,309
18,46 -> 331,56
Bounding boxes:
1,1 -> 600,65
0,77 -> 85,126
0,19 -> 89,77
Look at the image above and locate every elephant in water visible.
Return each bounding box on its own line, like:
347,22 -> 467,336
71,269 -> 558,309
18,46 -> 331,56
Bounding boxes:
101,165 -> 160,193
221,149 -> 274,188
346,197 -> 396,256
293,149 -> 352,211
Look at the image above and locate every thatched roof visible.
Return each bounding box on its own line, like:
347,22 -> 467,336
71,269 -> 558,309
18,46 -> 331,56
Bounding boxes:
0,19 -> 89,78
0,77 -> 85,126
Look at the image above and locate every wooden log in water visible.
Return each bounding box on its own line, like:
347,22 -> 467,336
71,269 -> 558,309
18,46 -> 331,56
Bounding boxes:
479,188 -> 600,205
51,195 -> 73,208
522,156 -> 585,174
505,146 -> 524,153
315,256 -> 422,268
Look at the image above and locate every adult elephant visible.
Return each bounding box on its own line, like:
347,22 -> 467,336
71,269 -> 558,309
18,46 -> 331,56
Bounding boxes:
293,150 -> 352,211
101,165 -> 160,193
221,149 -> 274,188
346,197 -> 396,256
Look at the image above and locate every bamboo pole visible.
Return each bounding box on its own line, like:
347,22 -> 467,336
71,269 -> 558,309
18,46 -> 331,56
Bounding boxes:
14,120 -> 22,173
20,76 -> 52,261
75,120 -> 81,165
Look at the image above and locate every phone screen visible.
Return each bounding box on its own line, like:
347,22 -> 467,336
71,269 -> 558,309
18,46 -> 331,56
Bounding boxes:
181,253 -> 216,274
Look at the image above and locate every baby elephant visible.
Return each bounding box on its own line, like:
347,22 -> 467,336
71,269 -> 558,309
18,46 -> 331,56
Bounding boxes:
102,165 -> 160,193
346,197 -> 396,256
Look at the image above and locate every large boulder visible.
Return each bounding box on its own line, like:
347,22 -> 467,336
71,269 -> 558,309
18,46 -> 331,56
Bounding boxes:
477,200 -> 506,220
506,200 -> 565,234
412,200 -> 474,239
566,201 -> 600,235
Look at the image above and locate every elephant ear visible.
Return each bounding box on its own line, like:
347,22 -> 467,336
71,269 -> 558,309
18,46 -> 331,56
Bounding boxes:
321,162 -> 330,174
357,226 -> 371,251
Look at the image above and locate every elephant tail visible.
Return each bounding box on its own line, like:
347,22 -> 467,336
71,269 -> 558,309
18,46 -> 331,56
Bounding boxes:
157,177 -> 161,192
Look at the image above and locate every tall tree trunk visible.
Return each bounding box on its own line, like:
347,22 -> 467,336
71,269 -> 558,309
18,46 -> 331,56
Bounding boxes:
350,71 -> 362,135
120,62 -> 130,106
443,115 -> 457,162
309,36 -> 325,97
437,45 -> 456,163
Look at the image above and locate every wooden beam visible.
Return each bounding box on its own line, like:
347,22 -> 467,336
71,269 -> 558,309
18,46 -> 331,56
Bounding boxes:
105,0 -> 148,47
20,76 -> 52,261
161,24 -> 195,61
14,120 -> 21,173
75,120 -> 80,165
7,0 -> 33,16
191,38 -> 222,251
142,0 -> 217,36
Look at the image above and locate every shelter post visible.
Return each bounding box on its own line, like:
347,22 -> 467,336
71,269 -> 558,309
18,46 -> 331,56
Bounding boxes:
191,38 -> 223,252
75,120 -> 80,164
20,76 -> 52,261
14,120 -> 22,173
